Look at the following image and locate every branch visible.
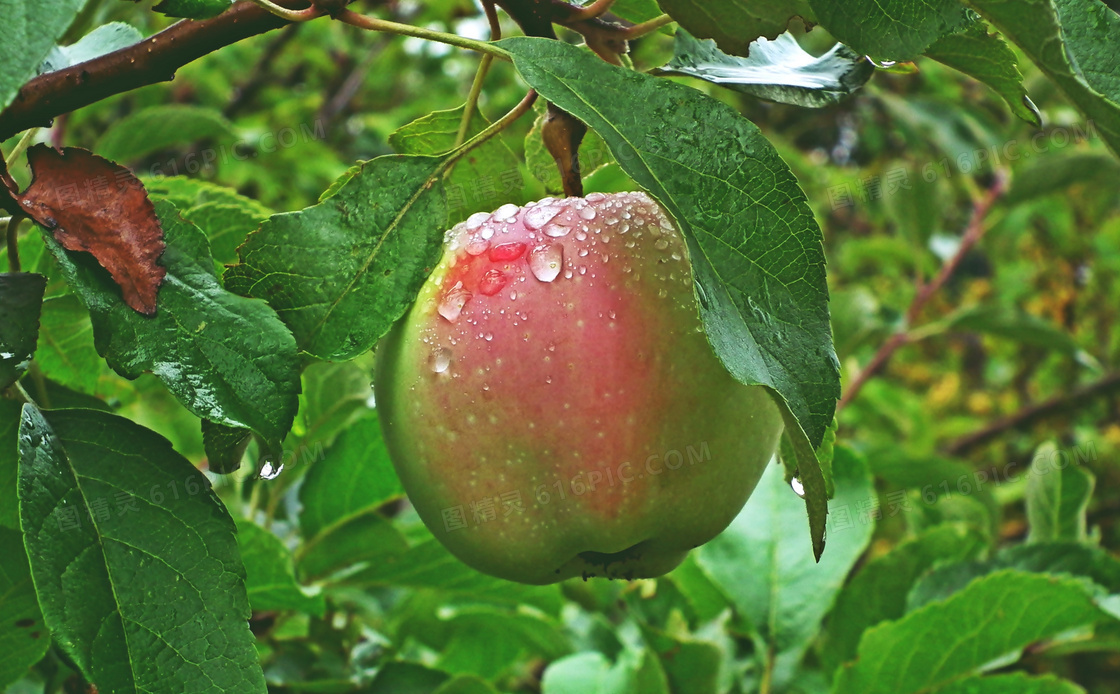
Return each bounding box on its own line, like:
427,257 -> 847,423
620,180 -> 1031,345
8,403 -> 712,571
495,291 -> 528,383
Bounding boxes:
837,171 -> 1008,412
944,372 -> 1120,456
0,0 -> 324,142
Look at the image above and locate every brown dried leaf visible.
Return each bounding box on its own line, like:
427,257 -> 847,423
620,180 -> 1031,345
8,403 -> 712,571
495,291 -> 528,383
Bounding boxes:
18,145 -> 165,314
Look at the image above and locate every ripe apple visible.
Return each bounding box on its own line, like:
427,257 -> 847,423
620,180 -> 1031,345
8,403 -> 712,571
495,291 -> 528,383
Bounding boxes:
374,192 -> 784,584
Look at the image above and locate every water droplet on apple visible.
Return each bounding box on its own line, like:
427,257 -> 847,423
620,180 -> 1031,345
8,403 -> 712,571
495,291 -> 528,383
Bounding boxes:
579,206 -> 597,220
489,242 -> 527,262
466,235 -> 490,256
465,211 -> 490,230
654,239 -> 670,250
494,203 -> 520,222
544,222 -> 571,237
429,347 -> 452,373
438,284 -> 472,322
525,204 -> 561,230
479,269 -> 508,296
528,243 -> 563,282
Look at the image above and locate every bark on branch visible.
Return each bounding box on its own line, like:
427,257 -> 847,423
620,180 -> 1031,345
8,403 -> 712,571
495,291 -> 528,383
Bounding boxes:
0,0 -> 318,142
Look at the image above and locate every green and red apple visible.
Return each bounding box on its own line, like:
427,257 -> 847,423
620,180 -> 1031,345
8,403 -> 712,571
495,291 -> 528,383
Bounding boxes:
374,191 -> 783,584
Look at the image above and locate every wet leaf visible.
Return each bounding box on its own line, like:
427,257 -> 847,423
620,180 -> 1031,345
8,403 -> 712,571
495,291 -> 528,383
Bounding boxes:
655,30 -> 873,107
44,199 -> 300,448
225,155 -> 448,361
18,146 -> 165,314
0,273 -> 46,389
17,405 -> 266,693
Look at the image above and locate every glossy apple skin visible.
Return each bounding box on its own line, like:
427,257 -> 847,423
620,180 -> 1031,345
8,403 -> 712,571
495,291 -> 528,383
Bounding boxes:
374,192 -> 783,584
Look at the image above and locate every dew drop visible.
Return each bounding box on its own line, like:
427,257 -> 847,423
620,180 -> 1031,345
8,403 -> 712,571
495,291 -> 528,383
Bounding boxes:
579,206 -> 597,220
480,226 -> 495,240
466,235 -> 490,256
259,459 -> 284,480
484,332 -> 494,341
494,203 -> 520,222
489,242 -> 527,262
524,204 -> 561,230
429,347 -> 452,374
478,269 -> 508,296
438,284 -> 472,322
578,266 -> 587,275
575,230 -> 587,241
528,243 -> 564,282
654,239 -> 670,250
578,248 -> 589,257
544,222 -> 571,237
587,192 -> 607,202
465,211 -> 490,230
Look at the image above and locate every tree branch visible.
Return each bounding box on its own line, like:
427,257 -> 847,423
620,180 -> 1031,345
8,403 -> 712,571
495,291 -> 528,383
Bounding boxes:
0,0 -> 324,142
837,171 -> 1008,412
944,372 -> 1120,456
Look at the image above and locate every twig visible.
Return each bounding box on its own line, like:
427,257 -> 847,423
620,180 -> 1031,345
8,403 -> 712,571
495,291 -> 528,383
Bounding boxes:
6,128 -> 40,167
837,171 -> 1008,412
247,0 -> 321,21
0,0 -> 359,142
447,90 -> 538,169
944,372 -> 1120,455
455,1 -> 503,148
5,214 -> 22,273
567,0 -> 615,21
618,14 -> 674,39
336,9 -> 511,59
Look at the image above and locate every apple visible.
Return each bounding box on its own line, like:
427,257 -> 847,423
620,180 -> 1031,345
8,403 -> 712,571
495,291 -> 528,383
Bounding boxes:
374,192 -> 784,584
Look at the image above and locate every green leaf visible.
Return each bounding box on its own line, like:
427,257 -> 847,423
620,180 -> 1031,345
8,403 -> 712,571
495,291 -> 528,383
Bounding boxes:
152,0 -> 233,19
0,0 -> 85,112
297,512 -> 408,580
934,673 -> 1085,694
344,536 -> 562,610
433,675 -> 502,694
833,570 -> 1117,694
145,177 -> 272,269
654,30 -> 874,107
39,22 -> 143,74
364,661 -> 449,694
17,406 -> 265,693
821,524 -> 987,673
298,415 -> 402,539
224,155 -> 449,361
0,400 -> 19,529
542,649 -> 670,694
696,446 -> 873,683
809,0 -> 973,61
611,0 -> 665,23
654,0 -> 815,58
639,624 -> 720,694
907,542 -> 1120,611
1004,153 -> 1120,205
44,199 -> 301,448
1026,442 -> 1096,543
0,273 -> 46,390
938,304 -> 1096,365
424,607 -> 571,681
389,105 -> 522,223
201,420 -> 251,474
292,360 -> 375,452
968,0 -> 1120,157
500,36 -> 839,553
0,527 -> 48,690
235,520 -> 325,616
34,295 -> 101,395
95,105 -> 235,163
924,21 -> 1040,126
